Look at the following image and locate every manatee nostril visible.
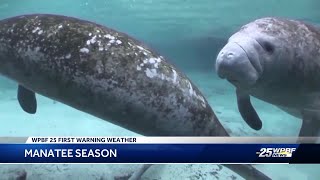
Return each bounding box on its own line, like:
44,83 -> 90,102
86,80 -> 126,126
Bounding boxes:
227,52 -> 234,58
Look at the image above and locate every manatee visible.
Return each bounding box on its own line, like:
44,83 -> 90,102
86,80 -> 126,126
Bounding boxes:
0,14 -> 270,180
124,164 -> 272,180
215,17 -> 320,139
0,14 -> 227,136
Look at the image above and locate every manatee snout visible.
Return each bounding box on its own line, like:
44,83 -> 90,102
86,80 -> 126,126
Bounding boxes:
215,41 -> 261,87
215,41 -> 264,131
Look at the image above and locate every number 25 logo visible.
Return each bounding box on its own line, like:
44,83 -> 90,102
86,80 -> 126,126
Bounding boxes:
259,148 -> 272,157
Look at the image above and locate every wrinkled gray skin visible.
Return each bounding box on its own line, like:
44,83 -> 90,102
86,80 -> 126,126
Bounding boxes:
0,14 -> 270,180
0,14 -> 227,136
216,17 -> 320,140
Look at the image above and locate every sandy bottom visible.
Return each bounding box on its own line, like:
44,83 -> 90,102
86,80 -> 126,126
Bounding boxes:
0,71 -> 318,180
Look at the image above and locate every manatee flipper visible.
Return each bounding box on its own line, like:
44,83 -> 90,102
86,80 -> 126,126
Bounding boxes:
299,109 -> 320,141
236,88 -> 262,130
17,85 -> 37,114
114,164 -> 152,180
128,164 -> 152,180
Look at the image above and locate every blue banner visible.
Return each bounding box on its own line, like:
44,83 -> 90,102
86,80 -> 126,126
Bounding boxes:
0,143 -> 312,163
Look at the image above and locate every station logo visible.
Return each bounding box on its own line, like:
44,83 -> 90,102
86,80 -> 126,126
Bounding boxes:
256,148 -> 296,157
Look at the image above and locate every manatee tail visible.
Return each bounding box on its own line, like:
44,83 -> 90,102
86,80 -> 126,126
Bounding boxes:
224,164 -> 272,180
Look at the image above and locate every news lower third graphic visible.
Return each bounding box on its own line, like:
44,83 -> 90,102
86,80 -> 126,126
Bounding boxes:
0,137 -> 318,164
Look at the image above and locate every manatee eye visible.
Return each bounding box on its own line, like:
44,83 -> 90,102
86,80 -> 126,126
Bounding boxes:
261,41 -> 275,53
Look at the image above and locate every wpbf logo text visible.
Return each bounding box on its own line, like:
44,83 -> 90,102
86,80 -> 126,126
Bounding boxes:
257,148 -> 296,157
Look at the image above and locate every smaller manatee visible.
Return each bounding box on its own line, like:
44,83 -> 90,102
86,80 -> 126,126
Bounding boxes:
216,17 -> 320,140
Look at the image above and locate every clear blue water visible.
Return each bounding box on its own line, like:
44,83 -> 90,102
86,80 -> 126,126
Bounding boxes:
0,0 -> 319,179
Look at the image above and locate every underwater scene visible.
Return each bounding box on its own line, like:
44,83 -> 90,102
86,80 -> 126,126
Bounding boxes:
0,0 -> 320,179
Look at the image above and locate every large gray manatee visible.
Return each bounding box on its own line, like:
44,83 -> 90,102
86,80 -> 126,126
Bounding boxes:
216,17 -> 320,140
0,14 -> 270,180
0,14 -> 226,136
